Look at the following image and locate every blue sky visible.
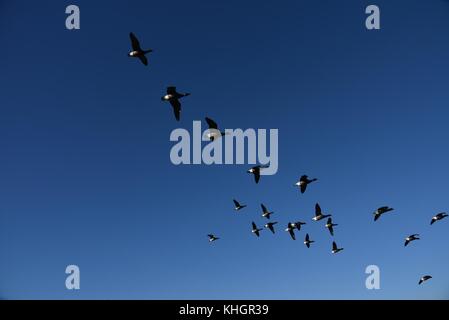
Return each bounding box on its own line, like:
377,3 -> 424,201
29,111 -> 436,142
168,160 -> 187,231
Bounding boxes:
1,0 -> 449,299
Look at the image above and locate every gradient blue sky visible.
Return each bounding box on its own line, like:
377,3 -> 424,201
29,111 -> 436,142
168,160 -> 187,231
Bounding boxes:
1,0 -> 449,299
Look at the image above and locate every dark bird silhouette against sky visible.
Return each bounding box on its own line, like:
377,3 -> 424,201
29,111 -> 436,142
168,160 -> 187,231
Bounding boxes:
332,241 -> 344,254
264,222 -> 278,234
251,222 -> 263,237
313,203 -> 332,221
325,218 -> 338,236
247,165 -> 268,184
233,199 -> 246,211
295,175 -> 317,194
373,206 -> 394,222
285,223 -> 296,240
419,275 -> 432,285
128,32 -> 153,66
161,87 -> 190,121
205,117 -> 227,141
260,203 -> 274,219
304,233 -> 314,248
404,234 -> 420,247
208,234 -> 219,242
430,212 -> 448,225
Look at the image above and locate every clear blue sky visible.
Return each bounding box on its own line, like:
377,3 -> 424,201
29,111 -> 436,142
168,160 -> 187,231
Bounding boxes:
1,0 -> 449,299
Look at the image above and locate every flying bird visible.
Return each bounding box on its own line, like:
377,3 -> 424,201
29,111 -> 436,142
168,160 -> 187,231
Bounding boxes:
205,117 -> 227,141
304,233 -> 314,248
128,32 -> 153,66
161,87 -> 190,121
313,203 -> 332,221
293,221 -> 306,231
261,204 -> 274,219
418,275 -> 432,285
404,234 -> 420,247
295,175 -> 317,194
430,212 -> 448,225
233,199 -> 247,211
285,223 -> 296,240
251,222 -> 263,237
373,206 -> 394,222
207,234 -> 220,242
332,241 -> 344,254
264,222 -> 278,234
247,165 -> 268,184
325,218 -> 338,236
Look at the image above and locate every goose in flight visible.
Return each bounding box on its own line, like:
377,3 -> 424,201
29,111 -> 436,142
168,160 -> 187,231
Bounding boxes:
233,199 -> 247,211
205,117 -> 227,141
418,275 -> 432,285
264,222 -> 278,234
325,218 -> 338,236
247,165 -> 268,184
373,206 -> 394,222
208,234 -> 220,242
295,175 -> 317,194
430,212 -> 448,225
285,223 -> 296,240
304,233 -> 314,248
161,87 -> 190,121
332,241 -> 344,254
251,222 -> 263,237
128,32 -> 153,66
261,204 -> 274,219
404,234 -> 420,247
312,203 -> 332,221
293,221 -> 306,231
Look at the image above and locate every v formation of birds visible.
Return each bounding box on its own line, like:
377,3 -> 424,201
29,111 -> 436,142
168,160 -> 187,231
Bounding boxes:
128,32 -> 447,287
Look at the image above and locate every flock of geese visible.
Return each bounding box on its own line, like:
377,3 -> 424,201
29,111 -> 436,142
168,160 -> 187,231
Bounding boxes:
127,32 -> 448,288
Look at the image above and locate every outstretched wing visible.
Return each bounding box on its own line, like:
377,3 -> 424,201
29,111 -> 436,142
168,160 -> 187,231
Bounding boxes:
130,32 -> 142,51
315,203 -> 322,215
301,183 -> 307,194
170,99 -> 181,121
332,241 -> 338,251
205,117 -> 218,129
167,87 -> 177,95
254,169 -> 260,184
233,199 -> 240,207
289,229 -> 296,240
138,55 -> 148,66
